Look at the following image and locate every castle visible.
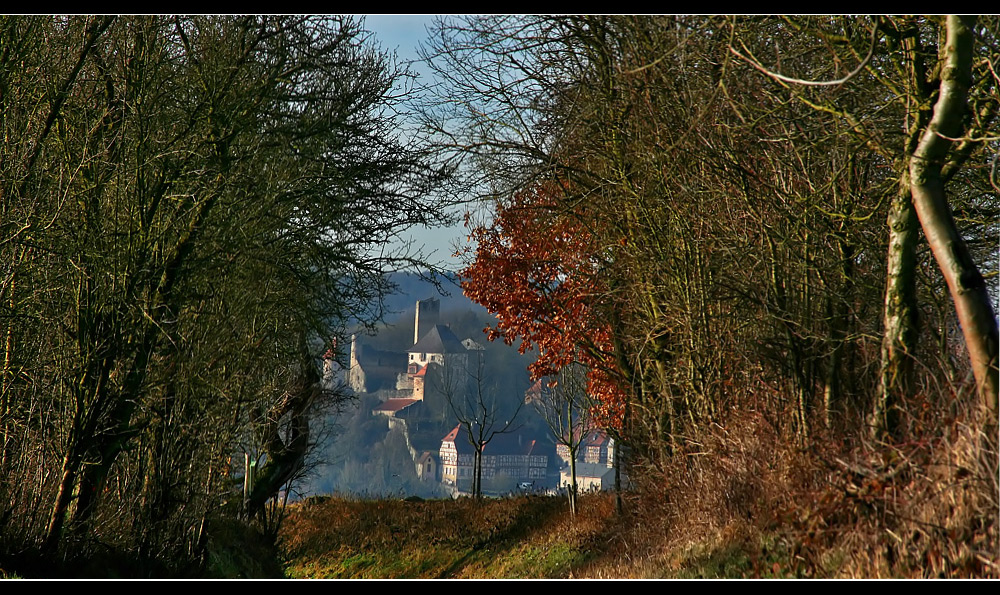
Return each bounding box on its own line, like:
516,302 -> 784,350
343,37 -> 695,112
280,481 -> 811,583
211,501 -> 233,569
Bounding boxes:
348,297 -> 554,495
349,297 -> 478,416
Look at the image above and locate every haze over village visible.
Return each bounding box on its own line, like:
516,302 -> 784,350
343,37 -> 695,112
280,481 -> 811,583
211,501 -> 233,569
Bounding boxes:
306,274 -> 620,499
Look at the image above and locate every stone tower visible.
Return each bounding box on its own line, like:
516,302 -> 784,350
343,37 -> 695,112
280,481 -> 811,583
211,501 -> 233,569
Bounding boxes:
413,297 -> 440,345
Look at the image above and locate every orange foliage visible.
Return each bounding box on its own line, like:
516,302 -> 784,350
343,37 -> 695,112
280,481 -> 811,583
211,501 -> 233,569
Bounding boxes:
460,182 -> 626,428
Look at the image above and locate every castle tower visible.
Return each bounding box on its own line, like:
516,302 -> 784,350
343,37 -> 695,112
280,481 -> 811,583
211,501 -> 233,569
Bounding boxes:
348,333 -> 364,393
413,297 -> 440,345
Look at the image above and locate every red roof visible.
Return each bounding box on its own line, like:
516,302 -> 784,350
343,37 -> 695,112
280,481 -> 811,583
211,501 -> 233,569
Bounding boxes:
524,379 -> 543,402
442,424 -> 462,442
584,429 -> 608,446
373,398 -> 419,413
441,425 -> 547,457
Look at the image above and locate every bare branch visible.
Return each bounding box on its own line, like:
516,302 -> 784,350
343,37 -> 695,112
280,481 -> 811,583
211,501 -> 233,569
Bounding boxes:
729,22 -> 878,87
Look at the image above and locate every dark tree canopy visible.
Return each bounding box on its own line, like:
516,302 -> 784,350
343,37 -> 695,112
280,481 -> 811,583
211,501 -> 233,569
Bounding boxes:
0,15 -> 448,570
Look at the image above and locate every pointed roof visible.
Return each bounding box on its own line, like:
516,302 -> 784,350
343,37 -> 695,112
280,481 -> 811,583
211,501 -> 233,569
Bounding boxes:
487,432 -> 545,456
443,424 -> 462,443
409,324 -> 466,355
524,379 -> 544,403
442,425 -> 550,457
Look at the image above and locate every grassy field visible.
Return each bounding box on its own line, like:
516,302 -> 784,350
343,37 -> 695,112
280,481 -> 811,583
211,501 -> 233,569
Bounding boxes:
6,409 -> 992,579
277,415 -> 998,579
277,492 -> 806,579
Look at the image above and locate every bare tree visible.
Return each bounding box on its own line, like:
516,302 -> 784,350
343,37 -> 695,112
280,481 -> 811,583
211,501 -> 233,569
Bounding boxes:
532,363 -> 594,516
435,352 -> 524,499
727,15 -> 1000,434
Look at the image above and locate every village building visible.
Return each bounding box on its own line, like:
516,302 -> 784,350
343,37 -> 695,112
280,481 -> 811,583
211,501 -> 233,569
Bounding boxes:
523,378 -> 544,405
416,451 -> 437,482
348,334 -> 407,394
372,397 -> 421,418
439,424 -> 549,492
413,297 -> 440,345
555,428 -> 615,468
357,297 -> 556,493
401,324 -> 470,400
407,323 -> 468,370
554,428 -> 625,492
560,462 -> 616,492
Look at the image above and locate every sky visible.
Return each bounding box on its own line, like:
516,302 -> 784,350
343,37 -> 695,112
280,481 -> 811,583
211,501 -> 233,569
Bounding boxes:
362,15 -> 468,272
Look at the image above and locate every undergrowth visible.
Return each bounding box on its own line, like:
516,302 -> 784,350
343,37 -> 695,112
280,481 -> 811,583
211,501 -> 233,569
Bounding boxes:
279,393 -> 997,579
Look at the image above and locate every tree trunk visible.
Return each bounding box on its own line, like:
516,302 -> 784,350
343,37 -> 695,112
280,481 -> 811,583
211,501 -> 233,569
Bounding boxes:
568,454 -> 578,517
872,174 -> 920,439
908,15 -> 999,416
474,449 -> 483,499
44,452 -> 80,553
824,228 -> 854,429
613,439 -> 622,516
247,335 -> 321,519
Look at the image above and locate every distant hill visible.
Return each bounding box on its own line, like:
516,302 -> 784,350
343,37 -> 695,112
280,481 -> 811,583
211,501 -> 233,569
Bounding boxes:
379,271 -> 489,322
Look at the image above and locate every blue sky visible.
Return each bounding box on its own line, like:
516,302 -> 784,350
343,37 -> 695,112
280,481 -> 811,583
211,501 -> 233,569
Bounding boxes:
363,14 -> 437,59
362,15 -> 467,272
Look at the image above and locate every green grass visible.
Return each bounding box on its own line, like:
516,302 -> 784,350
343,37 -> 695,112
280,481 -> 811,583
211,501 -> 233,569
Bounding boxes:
276,469 -> 999,580
287,547 -> 476,579
279,494 -> 607,578
277,493 -> 792,579
669,535 -> 795,579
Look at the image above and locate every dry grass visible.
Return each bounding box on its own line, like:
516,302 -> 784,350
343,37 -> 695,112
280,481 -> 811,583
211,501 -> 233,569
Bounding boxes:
280,494 -> 599,578
785,410 -> 999,578
278,395 -> 998,579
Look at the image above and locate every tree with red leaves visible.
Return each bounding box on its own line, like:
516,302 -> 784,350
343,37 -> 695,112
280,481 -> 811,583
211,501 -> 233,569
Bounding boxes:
460,182 -> 628,429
